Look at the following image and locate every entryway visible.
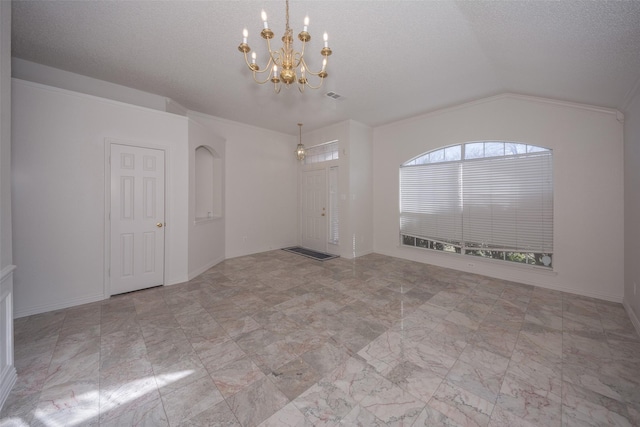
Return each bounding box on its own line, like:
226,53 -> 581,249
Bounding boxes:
300,168 -> 327,253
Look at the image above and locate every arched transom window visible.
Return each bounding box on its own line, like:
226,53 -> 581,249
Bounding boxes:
400,141 -> 553,268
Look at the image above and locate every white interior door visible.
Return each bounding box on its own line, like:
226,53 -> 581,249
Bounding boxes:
301,168 -> 327,252
110,144 -> 165,295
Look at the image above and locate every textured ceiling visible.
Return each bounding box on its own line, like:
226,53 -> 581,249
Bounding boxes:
11,0 -> 640,134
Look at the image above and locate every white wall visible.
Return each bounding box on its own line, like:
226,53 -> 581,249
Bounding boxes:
624,88 -> 640,330
187,118 -> 225,279
348,121 -> 374,258
12,58 -> 167,112
12,79 -> 190,317
0,1 -> 17,410
11,61 -> 303,314
188,112 -> 298,259
0,5 -> 11,275
373,94 -> 624,302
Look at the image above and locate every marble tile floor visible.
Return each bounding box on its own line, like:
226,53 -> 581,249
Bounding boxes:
1,250 -> 639,426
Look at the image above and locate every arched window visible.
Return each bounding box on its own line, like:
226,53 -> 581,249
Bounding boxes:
400,141 -> 553,268
195,145 -> 222,220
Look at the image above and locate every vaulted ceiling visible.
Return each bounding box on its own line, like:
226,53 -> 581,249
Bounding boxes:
11,0 -> 640,134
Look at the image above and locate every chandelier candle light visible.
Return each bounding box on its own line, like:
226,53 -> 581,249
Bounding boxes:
238,0 -> 332,93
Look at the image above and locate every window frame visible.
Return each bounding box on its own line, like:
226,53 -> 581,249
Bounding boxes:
400,141 -> 553,269
303,140 -> 339,165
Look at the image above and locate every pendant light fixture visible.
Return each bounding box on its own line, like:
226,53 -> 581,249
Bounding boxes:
295,123 -> 306,161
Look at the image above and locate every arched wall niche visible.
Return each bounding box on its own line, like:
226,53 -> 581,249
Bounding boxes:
195,145 -> 222,220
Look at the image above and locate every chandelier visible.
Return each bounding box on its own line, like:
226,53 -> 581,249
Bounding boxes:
238,0 -> 332,93
296,123 -> 306,160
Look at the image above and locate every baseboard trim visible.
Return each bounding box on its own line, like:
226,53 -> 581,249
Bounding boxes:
355,249 -> 374,258
375,249 -> 623,303
187,256 -> 225,281
0,365 -> 17,412
523,281 -> 622,303
14,293 -> 105,319
340,249 -> 374,260
623,299 -> 640,337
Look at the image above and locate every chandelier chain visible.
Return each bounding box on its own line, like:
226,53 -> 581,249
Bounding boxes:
285,0 -> 290,32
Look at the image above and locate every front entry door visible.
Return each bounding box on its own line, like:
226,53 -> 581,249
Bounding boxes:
301,168 -> 327,252
110,144 -> 165,295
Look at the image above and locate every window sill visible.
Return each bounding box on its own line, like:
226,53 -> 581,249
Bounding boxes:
397,244 -> 558,277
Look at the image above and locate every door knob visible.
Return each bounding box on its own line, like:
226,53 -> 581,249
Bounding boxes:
321,213 -> 325,216
156,222 -> 163,228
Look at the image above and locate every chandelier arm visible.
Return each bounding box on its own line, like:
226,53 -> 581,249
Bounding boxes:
301,67 -> 327,77
299,57 -> 328,77
259,56 -> 275,74
265,37 -> 277,65
248,58 -> 276,85
242,51 -> 273,75
293,52 -> 302,69
301,76 -> 325,90
271,49 -> 284,66
252,70 -> 276,85
265,37 -> 286,72
242,52 -> 275,85
296,41 -> 306,68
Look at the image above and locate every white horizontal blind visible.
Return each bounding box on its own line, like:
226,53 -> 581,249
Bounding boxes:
463,152 -> 553,252
400,161 -> 463,242
400,143 -> 553,255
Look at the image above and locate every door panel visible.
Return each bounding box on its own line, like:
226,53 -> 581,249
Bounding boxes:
110,144 -> 165,295
301,169 -> 327,252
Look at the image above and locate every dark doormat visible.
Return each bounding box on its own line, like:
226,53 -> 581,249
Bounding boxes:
282,246 -> 339,261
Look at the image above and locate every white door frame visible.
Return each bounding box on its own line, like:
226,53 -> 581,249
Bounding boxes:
103,138 -> 168,297
298,161 -> 339,254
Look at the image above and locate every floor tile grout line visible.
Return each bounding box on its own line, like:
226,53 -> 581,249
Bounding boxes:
5,251 -> 640,426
